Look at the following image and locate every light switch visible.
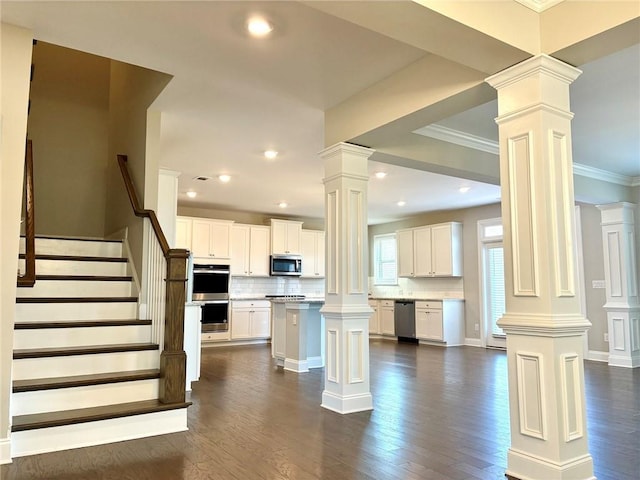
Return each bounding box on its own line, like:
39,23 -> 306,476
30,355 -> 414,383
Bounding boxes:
592,280 -> 606,289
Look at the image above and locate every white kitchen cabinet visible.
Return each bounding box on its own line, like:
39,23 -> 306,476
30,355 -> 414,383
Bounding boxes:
175,216 -> 192,250
368,299 -> 380,334
380,300 -> 395,336
415,300 -> 464,346
271,219 -> 303,255
191,218 -> 234,260
301,230 -> 325,278
231,224 -> 270,276
231,300 -> 271,339
397,222 -> 462,277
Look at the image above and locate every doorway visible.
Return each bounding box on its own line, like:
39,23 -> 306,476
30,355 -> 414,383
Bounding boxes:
478,218 -> 505,349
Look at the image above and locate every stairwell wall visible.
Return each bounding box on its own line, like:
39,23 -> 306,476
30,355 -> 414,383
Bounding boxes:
0,23 -> 33,464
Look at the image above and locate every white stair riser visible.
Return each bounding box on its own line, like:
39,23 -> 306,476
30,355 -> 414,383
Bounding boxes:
20,238 -> 123,257
11,409 -> 188,458
14,325 -> 151,349
24,259 -> 128,276
17,280 -> 133,298
12,379 -> 159,416
13,350 -> 160,380
16,302 -> 138,322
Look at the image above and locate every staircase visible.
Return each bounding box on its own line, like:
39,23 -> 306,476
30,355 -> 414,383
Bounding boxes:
12,236 -> 189,458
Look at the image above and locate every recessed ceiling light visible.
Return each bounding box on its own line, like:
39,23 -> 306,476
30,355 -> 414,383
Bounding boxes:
186,191 -> 197,198
278,202 -> 288,208
459,186 -> 470,193
264,150 -> 278,159
375,172 -> 387,179
218,174 -> 231,183
397,201 -> 406,207
247,17 -> 273,37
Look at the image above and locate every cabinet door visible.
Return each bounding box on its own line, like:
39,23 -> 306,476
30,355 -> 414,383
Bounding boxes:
175,217 -> 192,250
424,309 -> 444,341
413,226 -> 433,276
249,226 -> 270,276
368,301 -> 379,334
380,307 -> 395,335
415,308 -> 429,339
431,223 -> 453,276
231,309 -> 251,339
209,221 -> 231,259
300,230 -> 316,277
250,309 -> 271,337
191,220 -> 212,257
315,232 -> 325,277
271,221 -> 287,254
230,225 -> 250,275
397,229 -> 414,277
284,223 -> 301,254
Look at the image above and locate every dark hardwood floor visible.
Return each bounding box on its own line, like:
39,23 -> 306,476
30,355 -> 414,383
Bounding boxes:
2,340 -> 639,479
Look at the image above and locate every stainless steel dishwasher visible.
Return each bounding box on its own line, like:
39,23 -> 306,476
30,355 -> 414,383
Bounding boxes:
394,300 -> 416,339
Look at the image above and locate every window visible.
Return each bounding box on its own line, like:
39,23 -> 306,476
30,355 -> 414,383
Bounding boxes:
373,233 -> 397,285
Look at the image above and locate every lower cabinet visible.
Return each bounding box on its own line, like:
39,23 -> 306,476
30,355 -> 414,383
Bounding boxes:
368,300 -> 380,334
415,300 -> 464,345
380,300 -> 395,336
231,300 -> 271,339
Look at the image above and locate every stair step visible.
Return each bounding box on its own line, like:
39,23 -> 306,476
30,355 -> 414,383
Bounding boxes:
36,275 -> 132,281
21,254 -> 127,262
16,296 -> 137,303
14,324 -> 152,350
12,399 -> 191,432
17,280 -> 134,298
20,258 -> 128,276
15,319 -> 151,329
13,369 -> 161,392
16,301 -> 138,321
20,236 -> 123,257
14,343 -> 159,359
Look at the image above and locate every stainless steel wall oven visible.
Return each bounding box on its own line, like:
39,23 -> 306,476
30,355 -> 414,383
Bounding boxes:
191,263 -> 230,333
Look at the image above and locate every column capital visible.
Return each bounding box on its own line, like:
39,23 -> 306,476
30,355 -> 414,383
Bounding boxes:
486,54 -> 582,90
597,201 -> 636,225
320,142 -> 375,182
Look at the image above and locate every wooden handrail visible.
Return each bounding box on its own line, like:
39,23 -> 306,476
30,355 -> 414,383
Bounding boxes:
18,140 -> 36,287
117,154 -> 172,256
117,154 -> 189,405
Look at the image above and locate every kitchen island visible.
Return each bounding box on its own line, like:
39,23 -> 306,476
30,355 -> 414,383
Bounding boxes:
270,297 -> 324,373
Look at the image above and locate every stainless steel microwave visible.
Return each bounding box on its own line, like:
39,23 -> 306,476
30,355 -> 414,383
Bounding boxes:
270,254 -> 302,276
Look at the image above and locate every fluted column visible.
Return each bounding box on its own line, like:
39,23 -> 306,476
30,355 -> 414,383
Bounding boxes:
319,142 -> 374,414
597,202 -> 639,368
487,55 -> 595,480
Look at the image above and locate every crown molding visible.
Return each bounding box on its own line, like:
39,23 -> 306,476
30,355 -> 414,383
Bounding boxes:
573,163 -> 635,187
514,0 -> 566,13
412,124 -> 499,155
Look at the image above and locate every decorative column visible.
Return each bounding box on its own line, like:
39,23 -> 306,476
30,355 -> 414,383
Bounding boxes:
597,202 -> 639,368
487,55 -> 595,480
319,143 -> 374,414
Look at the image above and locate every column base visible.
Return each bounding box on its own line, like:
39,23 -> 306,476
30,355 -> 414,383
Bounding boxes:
284,358 -> 309,373
0,436 -> 11,464
307,355 -> 324,369
321,390 -> 373,415
506,448 -> 595,480
608,353 -> 640,368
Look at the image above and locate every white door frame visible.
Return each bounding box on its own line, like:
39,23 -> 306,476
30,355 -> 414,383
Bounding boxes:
477,217 -> 505,348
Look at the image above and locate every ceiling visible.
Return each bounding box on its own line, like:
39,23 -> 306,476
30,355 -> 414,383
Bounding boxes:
2,1 -> 639,225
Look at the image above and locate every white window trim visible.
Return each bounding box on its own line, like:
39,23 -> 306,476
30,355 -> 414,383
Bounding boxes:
373,233 -> 398,286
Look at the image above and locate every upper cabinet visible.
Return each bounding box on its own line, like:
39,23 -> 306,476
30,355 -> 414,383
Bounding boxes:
270,219 -> 303,255
397,222 -> 462,277
300,229 -> 325,278
175,216 -> 192,250
230,224 -> 270,276
190,218 -> 234,259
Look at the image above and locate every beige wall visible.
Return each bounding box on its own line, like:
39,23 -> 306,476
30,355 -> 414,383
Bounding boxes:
0,23 -> 33,463
368,202 -> 502,340
105,61 -> 172,278
28,42 -> 110,237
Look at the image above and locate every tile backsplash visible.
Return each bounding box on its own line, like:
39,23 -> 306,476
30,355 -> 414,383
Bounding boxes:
368,276 -> 464,299
230,276 -> 325,298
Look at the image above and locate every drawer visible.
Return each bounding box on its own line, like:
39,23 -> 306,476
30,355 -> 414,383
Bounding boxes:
368,300 -> 377,308
232,300 -> 271,309
415,300 -> 442,310
380,300 -> 395,307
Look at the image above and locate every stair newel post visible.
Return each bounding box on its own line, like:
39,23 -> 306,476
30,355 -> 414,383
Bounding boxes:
159,248 -> 189,404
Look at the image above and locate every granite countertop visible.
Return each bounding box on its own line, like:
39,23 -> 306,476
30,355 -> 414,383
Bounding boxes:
369,296 -> 465,302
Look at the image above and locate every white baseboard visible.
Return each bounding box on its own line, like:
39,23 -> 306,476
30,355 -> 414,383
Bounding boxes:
586,350 -> 609,363
0,437 -> 11,465
307,355 -> 324,369
465,338 -> 482,347
11,408 -> 188,458
284,358 -> 309,373
321,390 -> 373,414
201,339 -> 269,348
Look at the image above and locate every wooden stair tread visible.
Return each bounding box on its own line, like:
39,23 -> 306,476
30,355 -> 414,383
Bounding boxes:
13,369 -> 161,392
15,319 -> 151,329
35,275 -> 133,281
12,399 -> 191,432
16,296 -> 138,304
19,253 -> 127,262
14,343 -> 159,359
23,235 -> 123,244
